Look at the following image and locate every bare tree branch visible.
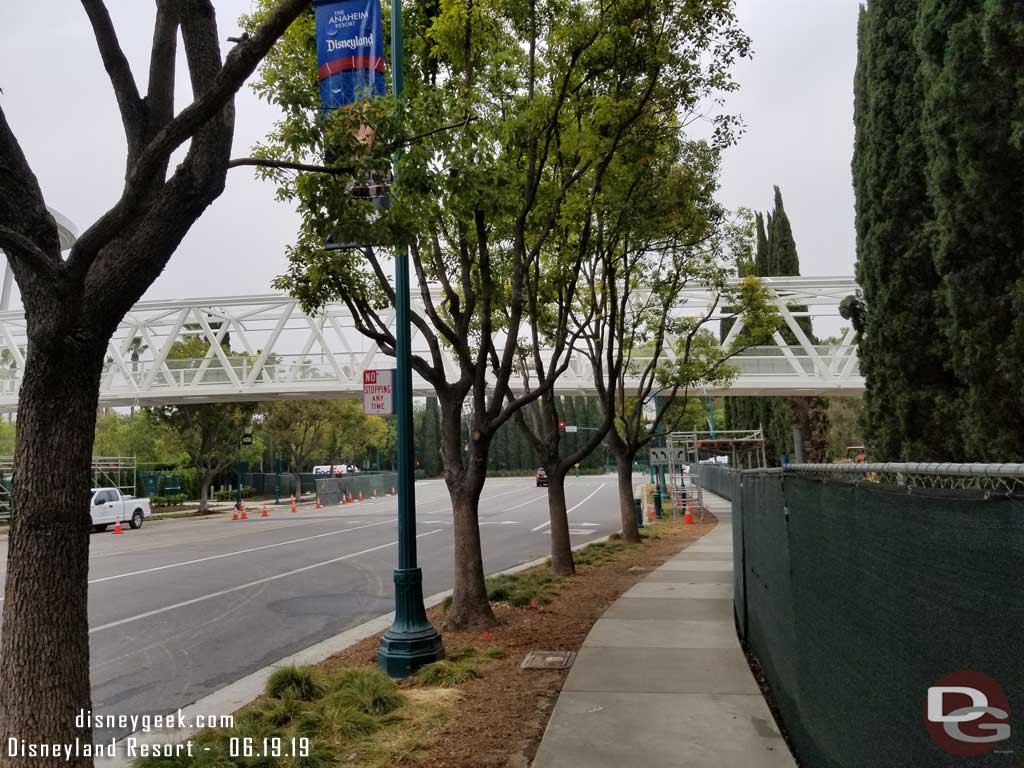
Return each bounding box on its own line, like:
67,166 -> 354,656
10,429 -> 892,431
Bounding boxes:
144,0 -> 179,140
0,227 -> 62,280
0,108 -> 62,278
227,157 -> 356,175
67,0 -> 311,277
80,0 -> 144,145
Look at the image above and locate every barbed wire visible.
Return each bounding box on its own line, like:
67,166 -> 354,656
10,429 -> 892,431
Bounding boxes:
751,463 -> 1024,495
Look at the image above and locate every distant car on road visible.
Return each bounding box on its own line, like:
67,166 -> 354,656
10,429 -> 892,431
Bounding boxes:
90,488 -> 151,532
536,467 -> 548,487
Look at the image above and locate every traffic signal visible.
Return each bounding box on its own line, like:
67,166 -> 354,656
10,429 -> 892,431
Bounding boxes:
559,421 -> 566,433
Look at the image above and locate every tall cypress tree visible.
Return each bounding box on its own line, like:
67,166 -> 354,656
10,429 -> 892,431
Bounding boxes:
916,0 -> 1024,460
769,187 -> 800,277
753,212 -> 770,276
853,0 -> 962,461
724,187 -> 828,463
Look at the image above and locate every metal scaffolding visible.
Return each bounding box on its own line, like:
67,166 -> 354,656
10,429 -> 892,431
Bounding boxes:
665,429 -> 767,518
0,456 -> 137,521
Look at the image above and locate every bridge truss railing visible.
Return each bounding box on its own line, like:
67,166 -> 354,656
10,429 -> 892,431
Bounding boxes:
0,276 -> 864,409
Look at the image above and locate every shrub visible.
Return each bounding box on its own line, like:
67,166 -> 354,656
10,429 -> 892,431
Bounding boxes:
330,667 -> 404,716
242,695 -> 304,727
150,493 -> 189,508
415,659 -> 480,687
574,540 -> 628,566
213,486 -> 256,501
295,702 -> 378,743
265,665 -> 326,701
485,572 -> 559,606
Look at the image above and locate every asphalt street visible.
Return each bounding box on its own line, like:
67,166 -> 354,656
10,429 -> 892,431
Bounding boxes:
0,475 -> 624,741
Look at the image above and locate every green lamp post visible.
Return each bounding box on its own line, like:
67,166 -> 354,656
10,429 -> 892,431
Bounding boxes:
376,0 -> 444,676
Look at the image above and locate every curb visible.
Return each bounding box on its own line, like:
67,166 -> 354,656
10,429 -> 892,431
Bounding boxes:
98,533 -> 613,765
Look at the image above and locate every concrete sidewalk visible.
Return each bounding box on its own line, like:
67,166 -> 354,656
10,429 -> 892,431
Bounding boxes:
532,492 -> 796,768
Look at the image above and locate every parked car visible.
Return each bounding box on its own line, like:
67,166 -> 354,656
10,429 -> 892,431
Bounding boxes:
536,467 -> 548,487
90,488 -> 151,532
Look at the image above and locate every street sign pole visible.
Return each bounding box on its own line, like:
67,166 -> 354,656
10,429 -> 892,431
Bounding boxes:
378,0 -> 444,677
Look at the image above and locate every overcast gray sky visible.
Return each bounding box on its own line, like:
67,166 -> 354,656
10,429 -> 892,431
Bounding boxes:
0,1 -> 860,305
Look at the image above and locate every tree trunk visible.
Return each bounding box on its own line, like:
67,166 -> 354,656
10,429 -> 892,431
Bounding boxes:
546,469 -> 575,576
197,469 -> 215,513
293,471 -> 302,499
614,451 -> 641,543
0,341 -> 104,768
435,395 -> 495,629
443,466 -> 496,629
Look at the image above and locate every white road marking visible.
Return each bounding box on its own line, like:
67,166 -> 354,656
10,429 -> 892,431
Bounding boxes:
531,484 -> 607,532
546,528 -> 598,535
499,494 -> 547,513
479,521 -> 519,526
88,530 -> 444,635
87,519 -> 396,586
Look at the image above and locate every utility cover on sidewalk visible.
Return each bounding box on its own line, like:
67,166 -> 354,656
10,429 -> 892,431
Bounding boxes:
521,651 -> 576,670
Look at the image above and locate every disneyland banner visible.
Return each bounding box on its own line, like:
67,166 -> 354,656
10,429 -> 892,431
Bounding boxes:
314,0 -> 386,114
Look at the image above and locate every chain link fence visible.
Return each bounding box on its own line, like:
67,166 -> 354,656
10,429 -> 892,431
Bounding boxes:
315,472 -> 399,505
723,464 -> 1024,767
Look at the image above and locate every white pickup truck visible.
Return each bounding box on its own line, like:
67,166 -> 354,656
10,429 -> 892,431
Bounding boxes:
90,488 -> 151,532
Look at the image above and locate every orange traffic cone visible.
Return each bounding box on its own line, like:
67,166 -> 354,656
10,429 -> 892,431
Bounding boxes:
390,486 -> 397,496
261,503 -> 269,517
290,495 -> 297,513
232,508 -> 239,521
315,497 -> 322,510
358,491 -> 364,502
112,519 -> 123,534
683,498 -> 694,525
240,503 -> 248,520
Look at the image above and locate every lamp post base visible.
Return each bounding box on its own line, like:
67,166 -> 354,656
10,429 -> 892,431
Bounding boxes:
378,567 -> 444,677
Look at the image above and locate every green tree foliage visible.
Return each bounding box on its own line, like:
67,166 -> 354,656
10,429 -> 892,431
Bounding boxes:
265,399 -> 380,488
753,212 -> 770,277
246,0 -> 753,626
0,420 -> 15,456
767,187 -> 800,277
852,0 -> 963,461
93,411 -> 185,464
414,398 -> 443,476
826,396 -> 866,462
149,334 -> 259,512
915,0 -> 1024,460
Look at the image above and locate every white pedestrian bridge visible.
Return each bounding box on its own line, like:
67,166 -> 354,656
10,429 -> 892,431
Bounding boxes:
0,276 -> 863,411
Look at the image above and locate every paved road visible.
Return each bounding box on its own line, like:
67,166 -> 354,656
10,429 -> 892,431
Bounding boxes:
0,475 -> 623,741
